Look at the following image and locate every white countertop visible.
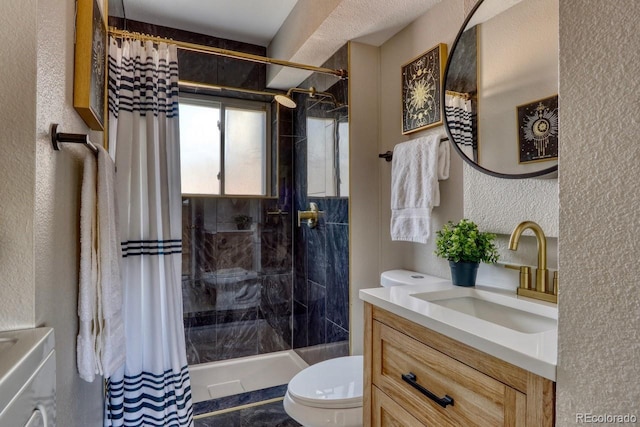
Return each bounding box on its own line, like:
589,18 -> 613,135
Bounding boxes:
359,274 -> 557,381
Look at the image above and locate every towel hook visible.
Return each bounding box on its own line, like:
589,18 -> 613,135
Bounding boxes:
50,123 -> 99,155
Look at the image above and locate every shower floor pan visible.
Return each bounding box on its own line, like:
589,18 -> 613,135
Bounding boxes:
189,350 -> 308,403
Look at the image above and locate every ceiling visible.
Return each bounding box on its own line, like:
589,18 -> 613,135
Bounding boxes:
109,0 -> 299,47
109,0 -> 443,88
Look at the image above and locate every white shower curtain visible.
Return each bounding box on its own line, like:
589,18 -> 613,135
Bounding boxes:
445,92 -> 475,160
105,37 -> 193,427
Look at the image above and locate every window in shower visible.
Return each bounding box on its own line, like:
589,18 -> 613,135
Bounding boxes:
306,115 -> 349,197
179,95 -> 270,196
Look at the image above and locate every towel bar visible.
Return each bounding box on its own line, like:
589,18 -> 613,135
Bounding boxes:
378,151 -> 394,161
379,137 -> 449,162
50,123 -> 99,155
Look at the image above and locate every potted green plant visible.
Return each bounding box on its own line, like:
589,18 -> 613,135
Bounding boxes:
435,219 -> 499,287
233,214 -> 252,230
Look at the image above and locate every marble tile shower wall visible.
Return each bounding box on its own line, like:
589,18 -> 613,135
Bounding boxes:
293,199 -> 349,350
182,197 -> 293,365
292,46 -> 350,359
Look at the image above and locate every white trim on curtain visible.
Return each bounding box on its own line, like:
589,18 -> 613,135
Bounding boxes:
105,37 -> 193,427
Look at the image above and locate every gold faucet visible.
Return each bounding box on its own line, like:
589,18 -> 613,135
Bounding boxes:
508,221 -> 557,303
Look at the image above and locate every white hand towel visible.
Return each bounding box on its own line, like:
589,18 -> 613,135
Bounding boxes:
437,137 -> 450,181
96,145 -> 125,378
78,149 -> 99,382
390,134 -> 446,244
77,145 -> 124,382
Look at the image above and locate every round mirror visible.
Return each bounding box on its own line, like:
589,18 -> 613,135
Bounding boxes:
442,0 -> 559,179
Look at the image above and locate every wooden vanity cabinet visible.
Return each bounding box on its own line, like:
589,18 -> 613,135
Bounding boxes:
363,303 -> 555,427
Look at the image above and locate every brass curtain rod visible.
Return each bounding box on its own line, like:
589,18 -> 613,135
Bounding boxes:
445,90 -> 474,100
179,80 -> 283,97
108,27 -> 348,79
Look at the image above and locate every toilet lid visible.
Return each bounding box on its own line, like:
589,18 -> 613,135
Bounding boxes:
287,355 -> 363,409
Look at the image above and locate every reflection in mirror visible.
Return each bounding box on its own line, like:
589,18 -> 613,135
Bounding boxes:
307,103 -> 349,197
444,0 -> 559,178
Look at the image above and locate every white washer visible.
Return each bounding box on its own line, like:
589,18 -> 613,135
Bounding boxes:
0,328 -> 56,426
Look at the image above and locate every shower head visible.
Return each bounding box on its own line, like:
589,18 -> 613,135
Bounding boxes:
274,87 -> 340,109
274,93 -> 297,108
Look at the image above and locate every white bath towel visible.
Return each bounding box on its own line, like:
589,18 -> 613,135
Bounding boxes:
78,150 -> 99,382
96,145 -> 125,378
77,145 -> 124,382
437,136 -> 450,181
390,134 -> 449,244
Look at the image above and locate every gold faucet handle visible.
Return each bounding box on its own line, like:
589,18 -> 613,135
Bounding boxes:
297,202 -> 320,228
505,264 -> 532,290
552,271 -> 558,295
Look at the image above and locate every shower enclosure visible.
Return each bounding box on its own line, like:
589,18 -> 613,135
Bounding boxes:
108,13 -> 350,421
178,44 -> 350,414
182,196 -> 307,405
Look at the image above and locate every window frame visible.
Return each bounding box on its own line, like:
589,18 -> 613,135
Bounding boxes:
179,92 -> 272,197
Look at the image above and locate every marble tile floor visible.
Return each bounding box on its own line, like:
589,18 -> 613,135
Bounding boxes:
194,400 -> 301,427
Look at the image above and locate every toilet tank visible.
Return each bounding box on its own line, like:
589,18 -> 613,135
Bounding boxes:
380,269 -> 432,288
0,327 -> 56,426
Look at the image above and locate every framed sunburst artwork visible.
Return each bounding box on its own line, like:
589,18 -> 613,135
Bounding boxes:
401,43 -> 448,135
516,95 -> 559,163
73,0 -> 107,131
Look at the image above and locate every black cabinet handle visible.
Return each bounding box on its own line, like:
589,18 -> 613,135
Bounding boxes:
401,372 -> 454,408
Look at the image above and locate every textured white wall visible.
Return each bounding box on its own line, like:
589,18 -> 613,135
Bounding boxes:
377,0 -> 465,279
348,42 -> 381,355
0,0 -> 37,329
1,0 -> 104,424
557,1 -> 640,423
464,166 -> 559,237
0,0 -> 105,425
35,0 -> 106,424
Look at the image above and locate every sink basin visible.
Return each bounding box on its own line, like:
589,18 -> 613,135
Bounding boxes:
411,288 -> 557,334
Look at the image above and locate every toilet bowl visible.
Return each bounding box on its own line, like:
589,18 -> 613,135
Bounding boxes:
284,271 -> 426,426
284,355 -> 363,427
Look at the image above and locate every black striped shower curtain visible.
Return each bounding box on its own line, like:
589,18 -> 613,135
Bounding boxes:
444,92 -> 475,160
104,37 -> 193,427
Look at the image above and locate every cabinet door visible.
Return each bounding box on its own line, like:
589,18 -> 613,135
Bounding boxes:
372,320 -> 526,426
372,386 -> 426,427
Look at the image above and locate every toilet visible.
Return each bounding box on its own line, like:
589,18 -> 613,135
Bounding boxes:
284,355 -> 363,427
284,270 -> 425,427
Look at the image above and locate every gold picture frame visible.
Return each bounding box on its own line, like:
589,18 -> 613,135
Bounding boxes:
401,43 -> 448,135
73,0 -> 107,131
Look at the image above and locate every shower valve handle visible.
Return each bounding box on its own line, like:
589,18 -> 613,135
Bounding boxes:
297,203 -> 320,228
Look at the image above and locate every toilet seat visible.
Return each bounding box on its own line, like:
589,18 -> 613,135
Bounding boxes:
287,355 -> 363,409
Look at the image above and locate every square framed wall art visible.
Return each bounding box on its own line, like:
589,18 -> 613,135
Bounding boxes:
73,0 -> 107,131
401,43 -> 448,135
516,95 -> 559,163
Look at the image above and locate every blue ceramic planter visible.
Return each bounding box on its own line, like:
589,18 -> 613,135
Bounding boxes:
449,261 -> 479,287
